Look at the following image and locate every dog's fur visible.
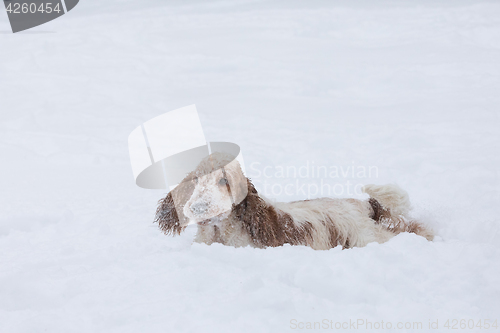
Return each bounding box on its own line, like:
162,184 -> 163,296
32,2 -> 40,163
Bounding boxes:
155,153 -> 434,249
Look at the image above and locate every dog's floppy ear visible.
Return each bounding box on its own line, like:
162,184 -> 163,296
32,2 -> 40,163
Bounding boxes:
233,178 -> 285,247
155,192 -> 183,235
234,178 -> 313,248
154,172 -> 196,235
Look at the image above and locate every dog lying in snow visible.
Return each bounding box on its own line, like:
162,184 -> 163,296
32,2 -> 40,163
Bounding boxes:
155,152 -> 433,249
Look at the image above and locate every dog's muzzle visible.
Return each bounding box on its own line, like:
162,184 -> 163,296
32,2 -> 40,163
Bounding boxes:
189,201 -> 209,215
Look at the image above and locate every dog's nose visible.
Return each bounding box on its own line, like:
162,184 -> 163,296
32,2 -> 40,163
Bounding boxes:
190,202 -> 208,215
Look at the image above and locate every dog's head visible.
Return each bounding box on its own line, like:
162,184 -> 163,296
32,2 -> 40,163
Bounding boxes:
183,152 -> 248,224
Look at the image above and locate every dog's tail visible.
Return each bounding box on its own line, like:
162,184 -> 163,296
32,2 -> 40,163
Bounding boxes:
363,184 -> 411,217
363,184 -> 434,241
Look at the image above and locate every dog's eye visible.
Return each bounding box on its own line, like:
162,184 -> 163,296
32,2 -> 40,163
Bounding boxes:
218,178 -> 228,186
194,177 -> 199,184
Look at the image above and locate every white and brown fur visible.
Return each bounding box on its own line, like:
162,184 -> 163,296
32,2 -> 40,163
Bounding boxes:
155,153 -> 433,250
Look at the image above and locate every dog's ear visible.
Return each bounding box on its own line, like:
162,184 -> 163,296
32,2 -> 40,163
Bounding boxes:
233,178 -> 284,247
154,172 -> 196,235
155,191 -> 184,235
234,178 -> 313,248
223,159 -> 248,206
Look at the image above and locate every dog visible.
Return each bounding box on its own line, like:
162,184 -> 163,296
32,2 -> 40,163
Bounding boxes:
155,152 -> 433,249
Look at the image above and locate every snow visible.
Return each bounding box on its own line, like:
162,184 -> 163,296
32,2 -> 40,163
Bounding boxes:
1,0 -> 499,332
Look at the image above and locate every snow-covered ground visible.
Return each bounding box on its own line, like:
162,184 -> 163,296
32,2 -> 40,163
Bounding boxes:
1,1 -> 499,332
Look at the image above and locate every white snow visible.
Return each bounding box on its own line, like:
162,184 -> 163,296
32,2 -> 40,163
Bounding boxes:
1,1 -> 499,332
